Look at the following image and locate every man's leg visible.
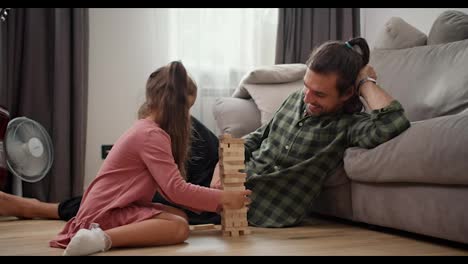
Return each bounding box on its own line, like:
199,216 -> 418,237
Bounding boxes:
0,191 -> 60,219
57,196 -> 83,220
152,116 -> 221,224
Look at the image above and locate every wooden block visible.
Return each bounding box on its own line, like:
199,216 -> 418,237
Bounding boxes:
223,177 -> 246,184
223,181 -> 245,187
223,208 -> 248,214
220,162 -> 244,168
222,160 -> 245,166
224,210 -> 237,217
219,136 -> 245,144
219,133 -> 249,237
222,227 -> 250,237
220,150 -> 244,158
223,186 -> 246,191
222,173 -> 247,178
240,229 -> 251,235
224,138 -> 245,144
190,224 -> 216,231
241,220 -> 248,227
220,164 -> 245,172
220,157 -> 244,163
220,165 -> 245,172
220,147 -> 244,154
239,207 -> 248,214
220,157 -> 244,164
220,142 -> 245,149
220,168 -> 244,175
220,154 -> 244,161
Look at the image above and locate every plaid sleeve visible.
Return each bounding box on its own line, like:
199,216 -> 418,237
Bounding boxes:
347,100 -> 411,148
243,91 -> 298,161
243,119 -> 271,162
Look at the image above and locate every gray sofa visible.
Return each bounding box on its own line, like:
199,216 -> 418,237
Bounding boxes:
213,10 -> 468,244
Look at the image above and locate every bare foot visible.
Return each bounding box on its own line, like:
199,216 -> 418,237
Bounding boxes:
0,191 -> 19,216
0,191 -> 37,218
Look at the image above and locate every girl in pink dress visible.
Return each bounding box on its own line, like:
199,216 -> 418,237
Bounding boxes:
50,61 -> 251,256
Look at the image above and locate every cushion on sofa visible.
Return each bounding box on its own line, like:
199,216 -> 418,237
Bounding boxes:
232,64 -> 306,99
374,17 -> 427,50
344,113 -> 468,185
428,10 -> 468,45
243,81 -> 302,125
213,97 -> 261,138
370,38 -> 468,121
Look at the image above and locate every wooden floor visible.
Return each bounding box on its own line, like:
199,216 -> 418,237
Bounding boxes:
0,216 -> 467,256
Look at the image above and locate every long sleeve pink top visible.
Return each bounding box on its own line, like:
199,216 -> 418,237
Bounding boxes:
50,119 -> 222,248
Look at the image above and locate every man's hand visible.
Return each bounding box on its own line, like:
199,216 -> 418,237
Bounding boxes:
210,162 -> 222,189
355,64 -> 394,110
355,65 -> 377,88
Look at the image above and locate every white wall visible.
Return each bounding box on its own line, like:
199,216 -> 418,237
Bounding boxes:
361,8 -> 468,48
85,9 -> 169,188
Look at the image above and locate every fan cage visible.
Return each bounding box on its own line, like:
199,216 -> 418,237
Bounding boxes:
5,117 -> 54,183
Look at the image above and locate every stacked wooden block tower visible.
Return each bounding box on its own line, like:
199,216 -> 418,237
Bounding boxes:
219,134 -> 250,237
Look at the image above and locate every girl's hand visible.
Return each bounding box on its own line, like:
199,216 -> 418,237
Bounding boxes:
221,189 -> 252,209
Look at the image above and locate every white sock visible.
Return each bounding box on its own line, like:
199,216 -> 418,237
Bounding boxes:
63,224 -> 112,256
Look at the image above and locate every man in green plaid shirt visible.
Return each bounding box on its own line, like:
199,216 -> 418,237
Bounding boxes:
212,37 -> 410,227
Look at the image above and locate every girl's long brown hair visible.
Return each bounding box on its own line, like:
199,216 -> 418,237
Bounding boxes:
137,61 -> 197,179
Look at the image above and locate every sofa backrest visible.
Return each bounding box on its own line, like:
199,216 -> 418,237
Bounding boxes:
370,10 -> 468,121
231,64 -> 306,125
371,39 -> 468,121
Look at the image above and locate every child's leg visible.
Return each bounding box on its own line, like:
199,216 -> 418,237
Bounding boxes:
155,203 -> 189,223
63,207 -> 190,255
107,211 -> 190,248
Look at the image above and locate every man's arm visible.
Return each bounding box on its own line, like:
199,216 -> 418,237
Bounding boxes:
356,65 -> 394,110
348,65 -> 410,149
243,121 -> 271,161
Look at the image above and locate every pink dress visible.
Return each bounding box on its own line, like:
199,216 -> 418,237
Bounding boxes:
50,119 -> 222,248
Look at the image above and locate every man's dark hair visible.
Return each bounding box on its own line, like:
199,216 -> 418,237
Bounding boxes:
306,37 -> 370,113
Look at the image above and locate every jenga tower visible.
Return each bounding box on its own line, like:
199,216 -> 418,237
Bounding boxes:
219,134 -> 251,237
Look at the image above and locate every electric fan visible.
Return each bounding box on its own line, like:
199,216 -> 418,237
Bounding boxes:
0,107 -> 9,191
1,116 -> 54,196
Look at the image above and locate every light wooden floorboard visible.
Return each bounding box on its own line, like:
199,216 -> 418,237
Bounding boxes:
0,216 -> 466,256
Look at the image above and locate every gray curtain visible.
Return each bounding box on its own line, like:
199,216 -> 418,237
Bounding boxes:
0,8 -> 88,202
276,8 -> 360,64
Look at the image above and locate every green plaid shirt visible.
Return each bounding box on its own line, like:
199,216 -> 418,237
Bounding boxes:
244,90 -> 410,227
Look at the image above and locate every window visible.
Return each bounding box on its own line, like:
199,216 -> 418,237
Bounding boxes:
155,8 -> 278,133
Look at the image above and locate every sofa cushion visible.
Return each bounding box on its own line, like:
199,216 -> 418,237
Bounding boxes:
344,113 -> 468,185
243,80 -> 302,125
428,10 -> 468,45
370,38 -> 468,121
213,97 -> 261,138
374,17 -> 427,50
232,64 -> 306,99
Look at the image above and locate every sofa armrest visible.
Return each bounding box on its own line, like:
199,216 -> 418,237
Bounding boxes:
212,97 -> 261,138
344,112 -> 468,185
